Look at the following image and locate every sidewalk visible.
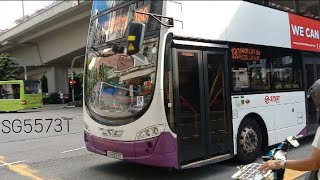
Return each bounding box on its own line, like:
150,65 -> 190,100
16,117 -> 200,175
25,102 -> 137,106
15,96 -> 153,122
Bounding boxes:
29,104 -> 82,111
41,104 -> 69,110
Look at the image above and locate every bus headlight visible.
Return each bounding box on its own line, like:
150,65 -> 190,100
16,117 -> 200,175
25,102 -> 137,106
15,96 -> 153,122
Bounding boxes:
135,124 -> 165,140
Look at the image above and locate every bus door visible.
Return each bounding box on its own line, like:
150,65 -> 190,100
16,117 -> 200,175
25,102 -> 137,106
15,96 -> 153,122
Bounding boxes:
173,46 -> 233,166
203,51 -> 232,156
303,55 -> 320,134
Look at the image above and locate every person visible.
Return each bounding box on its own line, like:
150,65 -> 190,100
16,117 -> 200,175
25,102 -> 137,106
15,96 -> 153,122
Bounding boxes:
13,85 -> 20,99
259,128 -> 320,178
136,85 -> 142,96
260,80 -> 320,179
59,91 -> 64,104
0,87 -> 7,99
141,77 -> 152,96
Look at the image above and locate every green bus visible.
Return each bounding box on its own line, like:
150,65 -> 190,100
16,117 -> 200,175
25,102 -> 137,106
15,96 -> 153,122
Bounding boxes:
0,80 -> 43,112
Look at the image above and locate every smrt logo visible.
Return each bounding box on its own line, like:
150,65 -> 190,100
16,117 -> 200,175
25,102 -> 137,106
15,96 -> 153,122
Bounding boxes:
265,96 -> 280,104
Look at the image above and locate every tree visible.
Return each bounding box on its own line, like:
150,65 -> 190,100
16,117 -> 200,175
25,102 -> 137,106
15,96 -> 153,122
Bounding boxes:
14,15 -> 31,25
74,72 -> 83,96
0,53 -> 22,81
41,75 -> 48,93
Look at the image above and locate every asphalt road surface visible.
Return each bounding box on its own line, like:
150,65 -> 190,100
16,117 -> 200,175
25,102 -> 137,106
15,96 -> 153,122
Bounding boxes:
0,105 -> 314,180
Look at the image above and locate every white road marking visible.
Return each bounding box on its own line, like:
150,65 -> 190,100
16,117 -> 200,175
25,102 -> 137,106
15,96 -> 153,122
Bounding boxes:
0,160 -> 25,167
61,147 -> 85,154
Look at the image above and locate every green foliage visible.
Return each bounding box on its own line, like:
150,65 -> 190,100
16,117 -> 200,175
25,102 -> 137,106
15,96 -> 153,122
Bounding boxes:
41,75 -> 48,93
0,53 -> 21,81
74,72 -> 83,96
43,92 -> 61,104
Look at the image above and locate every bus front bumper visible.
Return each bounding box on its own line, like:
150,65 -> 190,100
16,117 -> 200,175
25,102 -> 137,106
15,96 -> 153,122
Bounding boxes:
84,131 -> 178,169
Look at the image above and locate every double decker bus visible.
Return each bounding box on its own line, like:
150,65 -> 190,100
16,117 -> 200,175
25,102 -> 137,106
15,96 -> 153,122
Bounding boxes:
83,0 -> 320,169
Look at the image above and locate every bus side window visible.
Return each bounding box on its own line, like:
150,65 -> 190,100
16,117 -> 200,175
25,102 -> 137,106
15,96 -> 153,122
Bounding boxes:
0,85 -> 4,99
0,85 -> 10,99
12,84 -> 20,99
0,84 -> 20,99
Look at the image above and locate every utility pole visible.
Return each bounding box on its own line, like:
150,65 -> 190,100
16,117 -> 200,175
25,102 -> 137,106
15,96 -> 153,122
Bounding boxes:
21,0 -> 25,17
70,55 -> 85,103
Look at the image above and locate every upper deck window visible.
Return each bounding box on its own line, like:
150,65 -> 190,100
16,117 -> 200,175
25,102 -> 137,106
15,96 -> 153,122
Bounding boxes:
247,0 -> 265,5
297,0 -> 320,19
89,1 -> 162,46
245,0 -> 320,21
268,0 -> 295,12
91,1 -> 127,15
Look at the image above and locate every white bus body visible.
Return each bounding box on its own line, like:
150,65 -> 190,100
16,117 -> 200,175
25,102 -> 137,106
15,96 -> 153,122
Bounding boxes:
84,0 -> 319,169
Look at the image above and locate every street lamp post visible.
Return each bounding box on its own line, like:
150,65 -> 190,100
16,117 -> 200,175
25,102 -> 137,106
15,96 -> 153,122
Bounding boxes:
70,55 -> 85,103
21,0 -> 25,17
23,65 -> 27,80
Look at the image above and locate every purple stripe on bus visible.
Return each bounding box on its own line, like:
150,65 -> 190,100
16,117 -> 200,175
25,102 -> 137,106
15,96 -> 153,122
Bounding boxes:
297,127 -> 308,136
93,135 -> 136,157
84,131 -> 179,169
84,131 -> 100,154
134,137 -> 158,157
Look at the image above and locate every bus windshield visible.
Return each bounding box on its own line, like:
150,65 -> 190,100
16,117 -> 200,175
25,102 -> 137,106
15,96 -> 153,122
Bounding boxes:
24,81 -> 41,94
85,38 -> 159,120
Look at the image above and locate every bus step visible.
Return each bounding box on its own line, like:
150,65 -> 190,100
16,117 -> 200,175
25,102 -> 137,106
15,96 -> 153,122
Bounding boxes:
210,130 -> 228,134
181,154 -> 231,169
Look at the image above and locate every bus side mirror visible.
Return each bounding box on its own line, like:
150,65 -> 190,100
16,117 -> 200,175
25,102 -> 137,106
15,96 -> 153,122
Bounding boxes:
126,22 -> 145,56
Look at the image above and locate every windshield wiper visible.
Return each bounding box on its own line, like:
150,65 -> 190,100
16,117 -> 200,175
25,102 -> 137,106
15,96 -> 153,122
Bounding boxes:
88,47 -> 102,57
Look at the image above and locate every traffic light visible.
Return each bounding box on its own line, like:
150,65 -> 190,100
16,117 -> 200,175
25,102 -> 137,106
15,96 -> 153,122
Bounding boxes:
69,80 -> 76,88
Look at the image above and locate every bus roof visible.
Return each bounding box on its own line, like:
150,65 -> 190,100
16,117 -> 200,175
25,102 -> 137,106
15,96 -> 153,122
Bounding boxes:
0,80 -> 23,84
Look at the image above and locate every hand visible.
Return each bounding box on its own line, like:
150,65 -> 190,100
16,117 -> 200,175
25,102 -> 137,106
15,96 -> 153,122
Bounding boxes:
259,160 -> 283,171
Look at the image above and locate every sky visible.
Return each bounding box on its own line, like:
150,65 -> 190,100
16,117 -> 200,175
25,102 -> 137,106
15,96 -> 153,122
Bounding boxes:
0,1 -> 55,30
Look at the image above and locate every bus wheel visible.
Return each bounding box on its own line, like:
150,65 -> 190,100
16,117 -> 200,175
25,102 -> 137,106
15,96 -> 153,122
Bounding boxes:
236,117 -> 262,164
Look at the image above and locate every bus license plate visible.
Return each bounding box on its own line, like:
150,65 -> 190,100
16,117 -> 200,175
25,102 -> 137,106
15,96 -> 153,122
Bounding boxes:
106,151 -> 123,159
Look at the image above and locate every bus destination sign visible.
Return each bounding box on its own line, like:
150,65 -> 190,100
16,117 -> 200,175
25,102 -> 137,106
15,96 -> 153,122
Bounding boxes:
231,47 -> 261,61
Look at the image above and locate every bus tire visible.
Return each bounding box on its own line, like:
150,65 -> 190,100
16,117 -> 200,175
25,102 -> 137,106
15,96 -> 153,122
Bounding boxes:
236,117 -> 262,164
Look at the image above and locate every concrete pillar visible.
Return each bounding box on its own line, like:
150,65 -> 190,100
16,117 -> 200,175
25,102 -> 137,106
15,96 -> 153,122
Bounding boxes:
47,66 -> 69,94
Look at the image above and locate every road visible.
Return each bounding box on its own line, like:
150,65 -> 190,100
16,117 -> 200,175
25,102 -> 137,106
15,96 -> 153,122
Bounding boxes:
0,105 -> 314,180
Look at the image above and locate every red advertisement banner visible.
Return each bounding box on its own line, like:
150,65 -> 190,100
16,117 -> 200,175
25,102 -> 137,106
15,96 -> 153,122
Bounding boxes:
289,13 -> 320,52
